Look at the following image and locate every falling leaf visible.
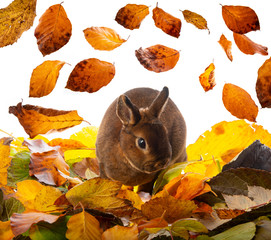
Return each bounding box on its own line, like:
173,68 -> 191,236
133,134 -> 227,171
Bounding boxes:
222,83 -> 258,122
256,57 -> 271,108
233,32 -> 268,55
66,58 -> 115,93
34,4 -> 72,56
218,34 -> 233,61
222,5 -> 260,34
66,209 -> 103,240
0,138 -> 12,186
102,224 -> 138,240
29,60 -> 66,98
115,4 -> 149,30
9,102 -> 83,138
153,5 -> 181,38
181,10 -> 209,32
83,27 -> 126,51
0,220 -> 14,240
199,63 -> 216,92
0,0 -> 37,47
135,44 -> 179,73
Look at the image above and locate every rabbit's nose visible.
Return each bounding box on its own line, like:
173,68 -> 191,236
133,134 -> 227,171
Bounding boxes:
154,158 -> 170,169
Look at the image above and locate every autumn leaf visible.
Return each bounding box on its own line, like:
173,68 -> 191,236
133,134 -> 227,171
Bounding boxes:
9,102 -> 84,138
48,138 -> 89,151
256,57 -> 271,108
0,137 -> 12,186
0,220 -> 14,240
34,4 -> 72,56
138,217 -> 168,232
102,224 -> 138,240
0,0 -> 36,47
181,10 -> 209,32
222,83 -> 258,122
199,63 -> 216,92
73,158 -> 100,179
83,27 -> 126,51
153,5 -> 181,38
218,34 -> 233,61
135,44 -> 179,73
117,189 -> 144,210
222,5 -> 260,34
115,4 -> 149,30
215,209 -> 245,220
29,60 -> 66,98
66,58 -> 115,93
66,209 -> 103,240
233,32 -> 268,56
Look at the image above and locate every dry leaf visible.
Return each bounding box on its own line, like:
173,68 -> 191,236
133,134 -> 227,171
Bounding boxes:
29,60 -> 65,98
218,34 -> 233,61
222,83 -> 258,122
137,217 -> 168,232
135,44 -> 179,73
256,57 -> 271,108
9,102 -> 83,138
222,5 -> 260,34
117,189 -> 144,210
115,4 -> 149,30
0,0 -> 36,47
215,209 -> 245,219
0,137 -> 12,186
153,5 -> 181,38
34,4 -> 72,56
181,10 -> 209,32
73,158 -> 100,178
0,220 -> 14,240
66,58 -> 115,93
83,27 -> 126,51
233,32 -> 268,55
199,63 -> 216,92
102,225 -> 138,240
48,138 -> 89,151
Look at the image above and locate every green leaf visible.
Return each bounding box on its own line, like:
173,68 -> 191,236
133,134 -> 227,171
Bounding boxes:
171,219 -> 208,235
1,197 -> 25,221
196,236 -> 214,240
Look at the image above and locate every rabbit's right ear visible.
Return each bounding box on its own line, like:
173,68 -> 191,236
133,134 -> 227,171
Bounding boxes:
117,95 -> 141,125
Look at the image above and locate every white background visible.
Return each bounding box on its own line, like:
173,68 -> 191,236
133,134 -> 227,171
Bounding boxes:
0,0 -> 271,145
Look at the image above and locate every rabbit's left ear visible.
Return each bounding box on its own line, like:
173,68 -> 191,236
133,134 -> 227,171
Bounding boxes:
148,86 -> 169,118
116,95 -> 141,125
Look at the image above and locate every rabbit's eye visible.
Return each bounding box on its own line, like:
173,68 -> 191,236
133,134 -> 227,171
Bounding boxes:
137,138 -> 146,149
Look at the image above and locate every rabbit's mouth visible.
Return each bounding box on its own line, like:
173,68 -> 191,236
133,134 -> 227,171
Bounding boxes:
143,158 -> 170,173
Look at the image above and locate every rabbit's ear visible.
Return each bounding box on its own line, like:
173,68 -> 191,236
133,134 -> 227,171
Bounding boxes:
117,95 -> 141,125
148,86 -> 169,118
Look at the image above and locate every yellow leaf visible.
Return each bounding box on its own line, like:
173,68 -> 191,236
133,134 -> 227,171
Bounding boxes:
0,137 -> 12,186
66,209 -> 103,240
84,27 -> 126,51
0,220 -> 14,240
117,189 -> 144,210
199,63 -> 216,92
182,10 -> 209,32
102,225 -> 138,240
0,0 -> 36,47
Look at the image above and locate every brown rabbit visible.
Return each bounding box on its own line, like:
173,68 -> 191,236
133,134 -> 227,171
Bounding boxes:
96,87 -> 187,188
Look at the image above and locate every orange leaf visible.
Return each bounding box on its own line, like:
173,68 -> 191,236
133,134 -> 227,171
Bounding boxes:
47,138 -> 89,151
222,5 -> 260,34
102,225 -> 138,240
233,32 -> 268,55
222,83 -> 258,122
0,137 -> 12,186
83,27 -> 126,51
215,209 -> 245,219
66,58 -> 115,93
9,103 -> 83,138
153,5 -> 181,38
117,189 -> 144,210
199,63 -> 216,92
256,57 -> 271,108
0,220 -> 14,240
137,217 -> 168,232
181,10 -> 209,32
135,44 -> 179,73
115,4 -> 149,30
34,4 -> 72,56
218,34 -> 233,61
29,60 -> 65,98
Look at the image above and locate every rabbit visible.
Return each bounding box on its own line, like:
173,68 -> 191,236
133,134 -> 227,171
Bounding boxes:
96,86 -> 187,189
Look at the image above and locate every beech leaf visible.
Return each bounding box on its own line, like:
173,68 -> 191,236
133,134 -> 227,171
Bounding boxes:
218,34 -> 233,61
199,63 -> 216,92
34,4 -> 72,56
9,102 -> 84,138
0,0 -> 37,47
135,44 -> 179,73
66,58 -> 115,93
181,10 -> 209,32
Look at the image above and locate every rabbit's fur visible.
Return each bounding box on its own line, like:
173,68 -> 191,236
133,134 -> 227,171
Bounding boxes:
96,87 -> 187,187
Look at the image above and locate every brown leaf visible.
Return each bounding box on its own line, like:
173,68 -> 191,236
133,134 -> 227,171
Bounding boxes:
135,44 -> 179,73
256,57 -> 271,108
233,32 -> 268,56
222,5 -> 260,34
181,10 -> 209,32
222,83 -> 258,122
9,102 -> 83,138
153,6 -> 181,38
218,34 -> 233,61
83,27 -> 126,51
73,158 -> 100,178
115,4 -> 149,30
29,60 -> 65,98
34,4 -> 72,56
199,63 -> 216,92
215,209 -> 245,219
66,58 -> 115,93
0,0 -> 37,47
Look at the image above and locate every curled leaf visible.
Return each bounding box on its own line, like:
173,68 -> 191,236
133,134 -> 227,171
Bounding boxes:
115,4 -> 149,30
66,58 -> 115,93
199,63 -> 216,92
135,44 -> 179,73
181,10 -> 209,32
218,34 -> 233,61
222,83 -> 258,122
